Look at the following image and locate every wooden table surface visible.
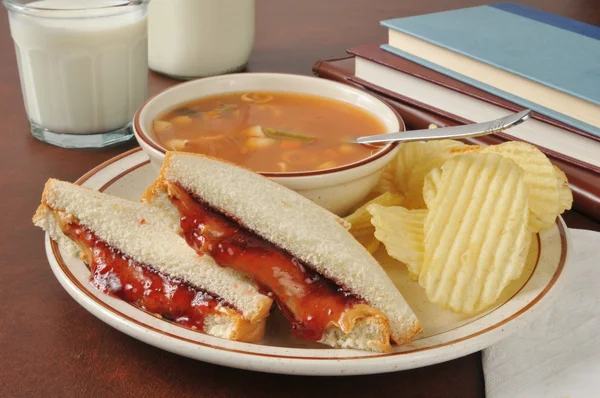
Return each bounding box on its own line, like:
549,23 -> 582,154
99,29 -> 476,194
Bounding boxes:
1,1 -> 599,397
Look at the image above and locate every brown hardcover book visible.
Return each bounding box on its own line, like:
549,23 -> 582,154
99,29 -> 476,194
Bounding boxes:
312,55 -> 600,222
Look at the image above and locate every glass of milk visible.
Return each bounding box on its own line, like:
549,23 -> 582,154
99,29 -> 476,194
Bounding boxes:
3,0 -> 149,148
148,0 -> 255,80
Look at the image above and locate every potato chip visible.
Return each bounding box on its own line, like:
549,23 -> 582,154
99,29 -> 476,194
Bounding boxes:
370,161 -> 399,197
408,270 -> 419,281
513,231 -> 534,287
446,144 -> 482,156
394,139 -> 466,209
355,234 -> 381,254
422,166 -> 443,210
479,141 -> 560,232
368,204 -> 427,279
343,192 -> 404,253
345,191 -> 405,230
553,165 -> 573,214
420,153 -> 530,314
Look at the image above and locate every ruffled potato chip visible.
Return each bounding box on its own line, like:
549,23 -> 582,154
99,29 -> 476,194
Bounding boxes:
370,161 -> 399,197
368,204 -> 427,280
370,124 -> 447,197
421,153 -> 530,315
445,144 -> 482,156
354,235 -> 381,254
553,165 -> 573,214
343,192 -> 404,253
479,141 -> 561,232
422,166 -> 443,210
394,140 -> 466,209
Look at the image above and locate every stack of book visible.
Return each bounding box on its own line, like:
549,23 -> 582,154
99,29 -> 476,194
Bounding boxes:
313,2 -> 600,221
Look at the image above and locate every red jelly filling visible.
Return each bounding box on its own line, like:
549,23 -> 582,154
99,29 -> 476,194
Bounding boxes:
168,183 -> 362,342
62,221 -> 223,332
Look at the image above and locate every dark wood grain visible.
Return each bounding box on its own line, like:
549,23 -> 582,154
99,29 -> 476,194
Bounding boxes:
0,1 -> 598,397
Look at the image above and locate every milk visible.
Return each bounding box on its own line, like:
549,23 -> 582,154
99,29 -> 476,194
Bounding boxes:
148,0 -> 254,79
7,0 -> 148,138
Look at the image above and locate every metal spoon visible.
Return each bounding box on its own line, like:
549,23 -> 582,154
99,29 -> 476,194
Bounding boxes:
353,109 -> 532,145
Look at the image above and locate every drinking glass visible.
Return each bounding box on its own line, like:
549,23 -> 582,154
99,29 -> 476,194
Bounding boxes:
3,0 -> 149,148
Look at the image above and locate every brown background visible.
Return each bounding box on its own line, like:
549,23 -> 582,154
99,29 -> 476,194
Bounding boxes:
1,1 -> 599,397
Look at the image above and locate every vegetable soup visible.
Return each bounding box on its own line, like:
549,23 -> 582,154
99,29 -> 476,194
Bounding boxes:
152,91 -> 388,173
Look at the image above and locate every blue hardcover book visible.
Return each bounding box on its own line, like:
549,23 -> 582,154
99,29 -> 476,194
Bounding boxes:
380,2 -> 600,138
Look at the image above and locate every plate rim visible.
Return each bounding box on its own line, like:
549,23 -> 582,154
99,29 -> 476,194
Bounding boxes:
43,148 -> 571,375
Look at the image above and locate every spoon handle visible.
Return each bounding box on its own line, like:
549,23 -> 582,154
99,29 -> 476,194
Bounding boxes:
354,109 -> 532,145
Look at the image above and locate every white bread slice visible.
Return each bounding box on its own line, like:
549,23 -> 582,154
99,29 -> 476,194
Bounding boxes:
145,152 -> 422,348
33,179 -> 272,342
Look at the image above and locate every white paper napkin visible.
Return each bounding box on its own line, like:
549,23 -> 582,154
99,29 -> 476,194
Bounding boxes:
483,228 -> 600,398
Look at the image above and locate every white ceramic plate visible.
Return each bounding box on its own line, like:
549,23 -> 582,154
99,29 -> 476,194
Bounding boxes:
44,148 -> 571,376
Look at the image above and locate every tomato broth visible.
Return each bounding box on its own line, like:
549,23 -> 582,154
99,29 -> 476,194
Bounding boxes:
152,91 -> 387,173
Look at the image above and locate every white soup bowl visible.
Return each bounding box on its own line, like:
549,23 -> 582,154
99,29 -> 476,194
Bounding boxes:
133,73 -> 404,216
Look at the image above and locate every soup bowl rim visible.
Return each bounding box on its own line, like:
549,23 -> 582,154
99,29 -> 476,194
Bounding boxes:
133,72 -> 405,178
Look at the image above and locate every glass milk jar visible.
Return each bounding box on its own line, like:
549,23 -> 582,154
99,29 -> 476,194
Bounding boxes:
148,0 -> 255,80
3,0 -> 149,148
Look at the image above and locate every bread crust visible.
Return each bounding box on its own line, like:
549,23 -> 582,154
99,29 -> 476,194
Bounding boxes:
140,178 -> 164,204
207,307 -> 268,343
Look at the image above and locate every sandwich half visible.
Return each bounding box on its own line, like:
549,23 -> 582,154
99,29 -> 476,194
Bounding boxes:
142,152 -> 422,352
33,179 -> 273,342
